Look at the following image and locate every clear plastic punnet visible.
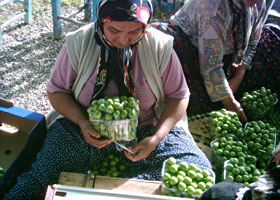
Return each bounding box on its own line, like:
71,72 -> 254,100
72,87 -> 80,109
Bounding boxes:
210,134 -> 240,169
90,117 -> 138,141
161,159 -> 215,198
245,98 -> 278,121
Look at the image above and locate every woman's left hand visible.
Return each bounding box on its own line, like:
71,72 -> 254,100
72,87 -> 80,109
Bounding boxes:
124,136 -> 159,162
124,98 -> 188,162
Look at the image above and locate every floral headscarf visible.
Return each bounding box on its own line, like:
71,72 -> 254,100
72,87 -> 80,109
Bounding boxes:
92,0 -> 153,101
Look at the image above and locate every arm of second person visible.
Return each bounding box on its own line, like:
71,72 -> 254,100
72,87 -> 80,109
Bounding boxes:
125,98 -> 189,162
228,65 -> 247,94
47,91 -> 111,148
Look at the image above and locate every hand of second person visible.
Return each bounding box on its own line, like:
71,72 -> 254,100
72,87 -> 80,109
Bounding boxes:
80,120 -> 112,148
221,95 -> 248,123
232,102 -> 247,124
124,136 -> 158,162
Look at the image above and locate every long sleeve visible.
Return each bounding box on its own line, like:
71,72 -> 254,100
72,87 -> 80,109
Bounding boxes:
197,8 -> 233,102
242,1 -> 266,70
170,0 -> 267,102
171,0 -> 233,102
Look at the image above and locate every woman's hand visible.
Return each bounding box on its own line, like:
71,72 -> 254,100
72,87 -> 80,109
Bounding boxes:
79,119 -> 112,149
221,94 -> 248,123
124,98 -> 188,162
124,135 -> 159,162
47,91 -> 112,148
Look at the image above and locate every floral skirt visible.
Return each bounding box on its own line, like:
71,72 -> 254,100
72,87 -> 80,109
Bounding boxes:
151,22 -> 280,115
3,118 -> 211,200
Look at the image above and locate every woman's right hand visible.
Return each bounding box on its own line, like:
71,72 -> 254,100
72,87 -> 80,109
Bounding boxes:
221,95 -> 248,123
79,119 -> 112,149
47,91 -> 112,149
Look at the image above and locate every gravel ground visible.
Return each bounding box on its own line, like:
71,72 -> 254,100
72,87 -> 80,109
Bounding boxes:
0,4 -> 99,116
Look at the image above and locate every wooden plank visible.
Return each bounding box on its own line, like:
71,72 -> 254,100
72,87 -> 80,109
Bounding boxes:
94,175 -> 162,195
58,172 -> 93,188
58,172 -> 162,194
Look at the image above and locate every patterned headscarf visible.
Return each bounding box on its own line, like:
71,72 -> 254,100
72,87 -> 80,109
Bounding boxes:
92,0 -> 153,101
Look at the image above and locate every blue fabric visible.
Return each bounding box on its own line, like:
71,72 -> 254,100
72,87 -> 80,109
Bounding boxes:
3,118 -> 211,199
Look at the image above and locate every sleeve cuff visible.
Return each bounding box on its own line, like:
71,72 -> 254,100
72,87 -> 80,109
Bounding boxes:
241,62 -> 252,70
242,45 -> 257,70
210,93 -> 232,102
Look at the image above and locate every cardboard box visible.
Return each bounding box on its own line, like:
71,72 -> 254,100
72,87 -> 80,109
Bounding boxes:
94,175 -> 162,195
0,102 -> 46,192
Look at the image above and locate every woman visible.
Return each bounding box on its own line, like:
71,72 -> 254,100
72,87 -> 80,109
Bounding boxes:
152,0 -> 280,122
2,0 -> 211,199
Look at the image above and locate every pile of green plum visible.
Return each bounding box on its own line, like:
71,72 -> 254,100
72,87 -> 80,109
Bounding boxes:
240,87 -> 278,120
264,112 -> 280,132
263,112 -> 280,144
223,158 -> 265,187
161,157 -> 215,198
0,166 -> 4,180
87,96 -> 139,141
89,152 -> 127,178
211,135 -> 257,168
243,120 -> 276,169
210,109 -> 243,139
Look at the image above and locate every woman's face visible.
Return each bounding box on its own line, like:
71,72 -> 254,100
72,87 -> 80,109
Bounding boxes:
242,0 -> 262,7
103,21 -> 144,49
